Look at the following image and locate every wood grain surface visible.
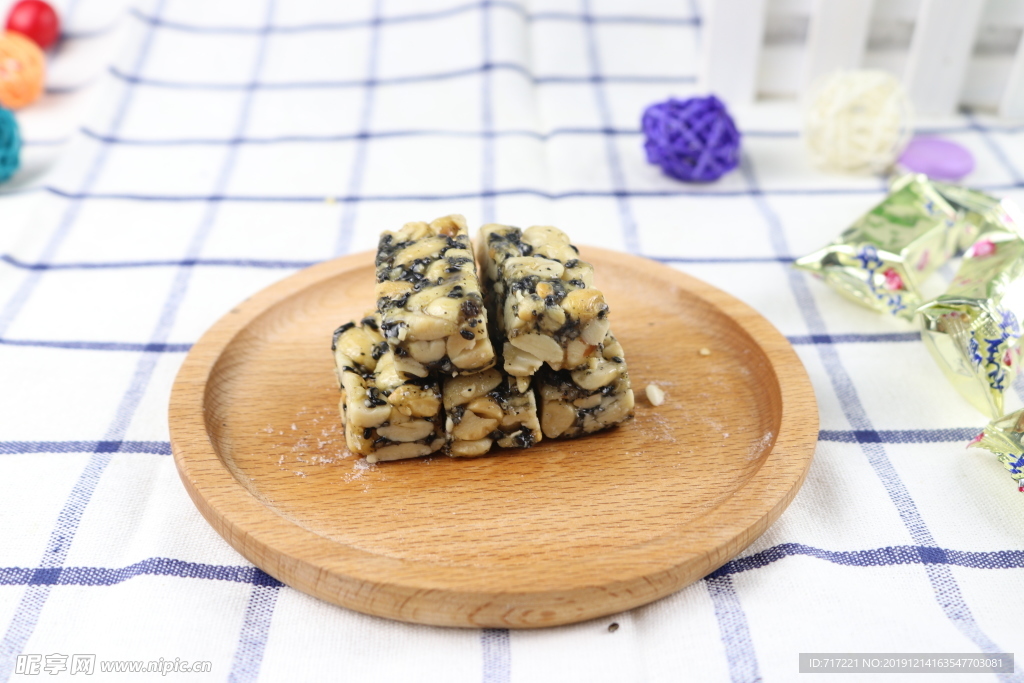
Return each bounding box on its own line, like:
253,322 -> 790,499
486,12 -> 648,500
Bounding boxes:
169,247 -> 818,628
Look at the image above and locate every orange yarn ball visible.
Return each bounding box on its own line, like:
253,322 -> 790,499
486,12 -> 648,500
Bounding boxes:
0,31 -> 44,109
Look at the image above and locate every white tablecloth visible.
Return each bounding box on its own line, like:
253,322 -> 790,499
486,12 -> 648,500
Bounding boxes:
1,0 -> 1022,681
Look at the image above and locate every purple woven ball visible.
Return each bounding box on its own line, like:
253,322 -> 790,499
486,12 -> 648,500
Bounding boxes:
641,95 -> 741,182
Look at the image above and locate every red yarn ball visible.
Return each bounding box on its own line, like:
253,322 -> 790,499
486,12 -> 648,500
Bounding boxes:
6,0 -> 60,50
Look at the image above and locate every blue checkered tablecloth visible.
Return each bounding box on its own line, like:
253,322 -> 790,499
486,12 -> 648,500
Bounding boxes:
1,0 -> 1022,681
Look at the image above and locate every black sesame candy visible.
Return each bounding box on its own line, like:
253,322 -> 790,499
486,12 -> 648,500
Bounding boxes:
461,297 -> 482,318
330,322 -> 356,350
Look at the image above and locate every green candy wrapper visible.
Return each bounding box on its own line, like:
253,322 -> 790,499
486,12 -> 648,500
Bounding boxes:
795,174 -> 961,319
932,182 -> 1024,251
918,230 -> 1024,418
969,410 -> 1024,493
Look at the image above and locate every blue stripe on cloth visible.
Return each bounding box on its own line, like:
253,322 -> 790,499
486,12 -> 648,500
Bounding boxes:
0,184 -> 864,202
710,543 -> 1024,579
75,123 -> 1024,147
477,3 -> 509,671
77,125 -> 638,146
0,441 -> 171,455
0,252 -> 794,271
583,0 -> 639,253
705,575 -> 762,683
481,629 -> 511,683
480,0 -> 496,224
227,584 -> 282,683
193,3 -> 280,679
128,2 -> 699,34
60,24 -> 121,40
0,1 -> 171,678
786,332 -> 920,345
532,11 -> 698,25
476,5 -> 506,678
107,63 -> 696,90
1,542 -> 1019,588
39,184 -> 903,202
0,337 -> 192,352
0,559 -> 284,587
333,0 -> 383,256
741,156 -> 1019,681
0,253 -> 314,270
129,0 -> 514,33
653,255 -> 796,264
733,123 -> 1024,137
817,428 -> 980,444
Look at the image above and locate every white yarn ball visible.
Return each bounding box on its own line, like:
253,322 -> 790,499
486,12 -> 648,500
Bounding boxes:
803,69 -> 912,175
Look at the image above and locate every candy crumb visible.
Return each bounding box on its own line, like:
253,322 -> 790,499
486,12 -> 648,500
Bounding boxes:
645,384 -> 666,406
699,347 -> 711,356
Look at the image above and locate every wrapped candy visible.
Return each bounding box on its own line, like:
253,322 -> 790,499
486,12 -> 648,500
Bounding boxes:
795,174 -> 1024,492
918,230 -> 1024,418
794,174 -> 961,319
969,410 -> 1024,492
931,182 -> 1024,252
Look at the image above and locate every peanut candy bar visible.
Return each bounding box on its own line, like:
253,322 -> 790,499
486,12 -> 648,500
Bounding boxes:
535,331 -> 635,439
477,224 -> 611,391
442,367 -> 542,458
376,214 -> 495,377
332,314 -> 445,463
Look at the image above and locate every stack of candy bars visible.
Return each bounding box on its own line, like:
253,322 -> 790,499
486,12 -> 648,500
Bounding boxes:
331,215 -> 634,464
478,225 -> 635,440
796,174 -> 1024,492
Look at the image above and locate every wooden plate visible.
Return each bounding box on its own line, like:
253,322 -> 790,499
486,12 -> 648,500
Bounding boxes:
169,247 -> 817,629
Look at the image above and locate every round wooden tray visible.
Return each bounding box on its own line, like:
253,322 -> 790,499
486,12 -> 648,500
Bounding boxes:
169,247 -> 818,628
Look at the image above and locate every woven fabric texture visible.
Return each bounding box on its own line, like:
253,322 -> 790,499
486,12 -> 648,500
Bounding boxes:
0,1 -> 1022,681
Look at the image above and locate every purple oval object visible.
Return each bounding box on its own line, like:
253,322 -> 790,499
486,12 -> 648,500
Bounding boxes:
898,136 -> 974,181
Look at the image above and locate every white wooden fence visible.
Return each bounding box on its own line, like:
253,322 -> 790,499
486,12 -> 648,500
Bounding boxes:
699,0 -> 1024,118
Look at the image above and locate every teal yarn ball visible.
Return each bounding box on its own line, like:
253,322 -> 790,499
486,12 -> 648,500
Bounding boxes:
0,107 -> 21,183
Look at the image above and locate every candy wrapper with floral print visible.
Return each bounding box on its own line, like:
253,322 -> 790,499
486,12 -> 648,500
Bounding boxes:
919,230 -> 1024,418
969,410 -> 1024,492
931,182 -> 1024,252
795,174 -> 961,320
